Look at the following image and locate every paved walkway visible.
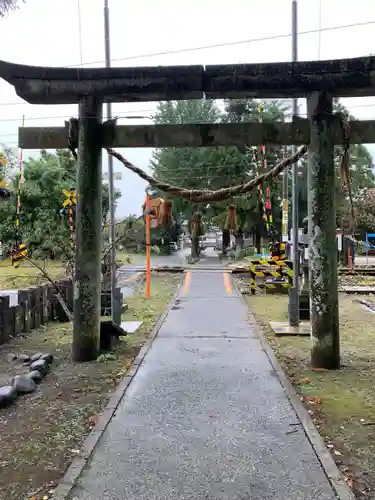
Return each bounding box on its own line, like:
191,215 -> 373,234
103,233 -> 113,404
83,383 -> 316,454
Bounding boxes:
69,271 -> 337,500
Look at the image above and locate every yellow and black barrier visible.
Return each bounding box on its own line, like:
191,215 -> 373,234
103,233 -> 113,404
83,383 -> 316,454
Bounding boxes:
270,241 -> 286,261
249,259 -> 293,294
11,243 -> 28,268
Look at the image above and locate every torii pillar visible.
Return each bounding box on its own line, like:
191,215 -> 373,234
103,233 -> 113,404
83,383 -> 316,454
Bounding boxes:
0,59 -> 204,361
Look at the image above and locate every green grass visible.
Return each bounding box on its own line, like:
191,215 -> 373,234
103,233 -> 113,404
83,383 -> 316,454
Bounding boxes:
0,259 -> 66,290
245,291 -> 375,495
0,251 -> 143,291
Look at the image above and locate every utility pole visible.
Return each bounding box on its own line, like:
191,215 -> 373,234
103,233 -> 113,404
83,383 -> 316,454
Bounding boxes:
281,151 -> 289,243
104,0 -> 118,324
288,0 -> 300,326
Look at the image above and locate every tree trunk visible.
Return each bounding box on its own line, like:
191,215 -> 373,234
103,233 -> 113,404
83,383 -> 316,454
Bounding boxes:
191,236 -> 199,259
72,96 -> 103,362
307,91 -> 340,370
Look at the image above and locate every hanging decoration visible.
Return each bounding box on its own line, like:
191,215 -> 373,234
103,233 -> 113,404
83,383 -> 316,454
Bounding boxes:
191,212 -> 204,238
0,151 -> 9,198
11,116 -> 28,267
145,196 -> 163,228
107,146 -> 307,202
143,196 -> 174,228
251,146 -> 270,235
62,188 -> 77,251
224,204 -> 238,231
257,103 -> 274,238
160,198 -> 173,228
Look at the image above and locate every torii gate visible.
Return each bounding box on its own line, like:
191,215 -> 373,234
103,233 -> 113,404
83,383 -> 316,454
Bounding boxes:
1,56 -> 375,367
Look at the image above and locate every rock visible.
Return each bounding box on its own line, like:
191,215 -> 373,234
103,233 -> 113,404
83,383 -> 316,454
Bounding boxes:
29,359 -> 48,376
0,386 -> 17,408
11,375 -> 36,394
6,353 -> 17,363
30,352 -> 43,362
40,353 -> 54,365
18,354 -> 31,363
28,370 -> 43,384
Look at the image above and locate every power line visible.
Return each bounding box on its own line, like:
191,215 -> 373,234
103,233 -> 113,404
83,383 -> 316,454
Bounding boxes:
0,18 -> 374,108
63,19 -> 375,67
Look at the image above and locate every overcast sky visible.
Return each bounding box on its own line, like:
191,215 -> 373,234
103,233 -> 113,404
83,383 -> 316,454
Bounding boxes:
1,0 -> 375,216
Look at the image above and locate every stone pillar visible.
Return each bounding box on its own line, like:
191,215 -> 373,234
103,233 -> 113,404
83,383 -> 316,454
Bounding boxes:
72,96 -> 103,362
307,91 -> 340,369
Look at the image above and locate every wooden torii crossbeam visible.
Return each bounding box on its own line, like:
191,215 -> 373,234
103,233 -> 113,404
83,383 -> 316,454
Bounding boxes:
0,55 -> 373,367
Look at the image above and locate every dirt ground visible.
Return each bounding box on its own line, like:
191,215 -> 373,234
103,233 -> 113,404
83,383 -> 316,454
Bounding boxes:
0,272 -> 181,500
238,278 -> 375,499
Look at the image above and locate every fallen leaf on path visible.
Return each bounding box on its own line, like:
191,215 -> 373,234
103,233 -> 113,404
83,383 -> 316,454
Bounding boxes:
306,396 -> 322,405
300,377 -> 313,384
88,415 -> 97,427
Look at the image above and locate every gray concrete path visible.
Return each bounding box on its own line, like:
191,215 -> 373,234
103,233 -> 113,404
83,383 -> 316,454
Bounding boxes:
69,271 -> 337,500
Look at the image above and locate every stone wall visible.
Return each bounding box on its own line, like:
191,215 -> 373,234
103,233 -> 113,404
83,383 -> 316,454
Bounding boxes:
0,278 -> 73,346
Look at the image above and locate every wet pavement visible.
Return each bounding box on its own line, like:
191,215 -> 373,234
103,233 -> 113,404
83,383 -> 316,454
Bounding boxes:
68,269 -> 337,500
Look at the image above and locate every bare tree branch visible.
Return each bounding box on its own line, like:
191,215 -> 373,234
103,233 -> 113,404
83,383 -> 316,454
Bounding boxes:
0,0 -> 25,16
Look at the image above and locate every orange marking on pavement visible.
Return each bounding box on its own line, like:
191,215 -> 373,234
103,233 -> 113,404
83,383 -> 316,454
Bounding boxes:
223,272 -> 232,296
181,271 -> 191,296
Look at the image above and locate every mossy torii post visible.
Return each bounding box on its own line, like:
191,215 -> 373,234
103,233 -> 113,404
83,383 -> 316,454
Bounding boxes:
307,91 -> 339,369
73,97 -> 103,361
5,56 -> 375,367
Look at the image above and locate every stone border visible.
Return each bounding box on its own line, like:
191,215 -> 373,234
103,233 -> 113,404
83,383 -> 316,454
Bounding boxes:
52,280 -> 183,500
233,278 -> 355,500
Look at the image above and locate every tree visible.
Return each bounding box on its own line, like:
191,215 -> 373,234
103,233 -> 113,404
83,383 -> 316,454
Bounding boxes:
297,99 -> 375,230
0,149 -> 119,259
0,0 -> 24,16
150,98 -> 291,254
150,98 -> 375,256
354,188 -> 375,239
